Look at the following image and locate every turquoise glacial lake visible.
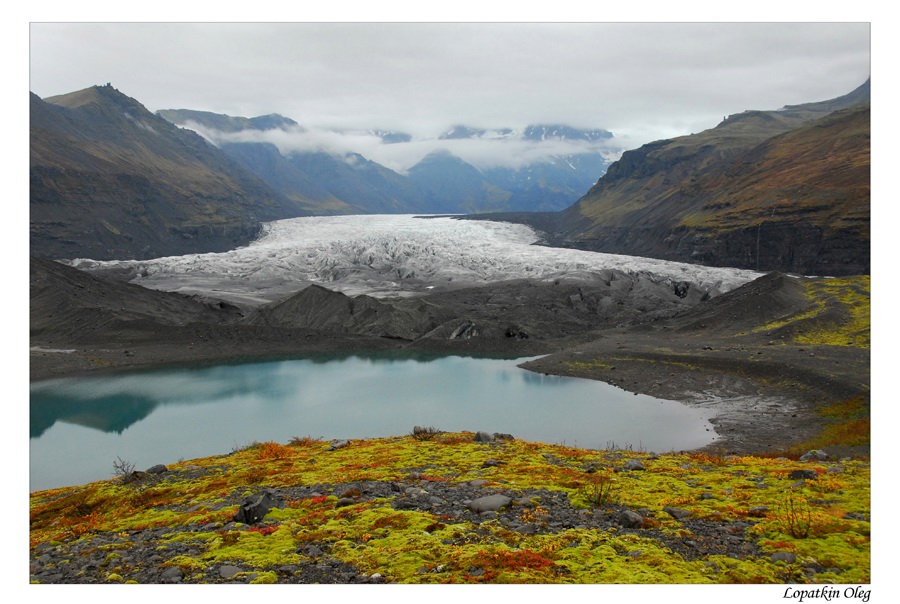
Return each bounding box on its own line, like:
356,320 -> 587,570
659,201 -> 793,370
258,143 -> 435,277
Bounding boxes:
30,354 -> 716,491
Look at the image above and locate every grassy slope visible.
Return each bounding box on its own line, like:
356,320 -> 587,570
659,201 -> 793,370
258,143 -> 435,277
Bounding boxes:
575,104 -> 869,236
677,105 -> 870,237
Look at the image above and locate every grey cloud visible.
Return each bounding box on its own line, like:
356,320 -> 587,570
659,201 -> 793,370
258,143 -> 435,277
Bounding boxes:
29,22 -> 870,151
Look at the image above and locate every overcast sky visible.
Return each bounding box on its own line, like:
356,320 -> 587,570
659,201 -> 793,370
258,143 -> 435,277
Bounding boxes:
29,22 -> 870,158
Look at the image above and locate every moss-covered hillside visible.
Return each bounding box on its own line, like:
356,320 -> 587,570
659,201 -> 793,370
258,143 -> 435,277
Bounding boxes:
30,433 -> 870,584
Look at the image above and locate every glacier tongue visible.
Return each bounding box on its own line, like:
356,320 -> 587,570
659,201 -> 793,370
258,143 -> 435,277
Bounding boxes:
70,215 -> 762,306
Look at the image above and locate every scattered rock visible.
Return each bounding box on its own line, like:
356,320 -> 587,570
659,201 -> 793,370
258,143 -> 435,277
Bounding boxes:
618,510 -> 645,528
299,545 -> 323,558
623,459 -> 645,471
328,439 -> 351,451
146,464 -> 167,474
800,450 -> 828,462
788,469 -> 818,481
122,470 -> 149,484
160,567 -> 183,583
219,565 -> 243,579
771,552 -> 797,564
467,494 -> 512,514
663,506 -> 692,520
233,489 -> 283,524
474,431 -> 495,443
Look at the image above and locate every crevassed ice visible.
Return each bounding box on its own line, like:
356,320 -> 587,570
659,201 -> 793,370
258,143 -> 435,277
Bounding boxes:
70,215 -> 762,305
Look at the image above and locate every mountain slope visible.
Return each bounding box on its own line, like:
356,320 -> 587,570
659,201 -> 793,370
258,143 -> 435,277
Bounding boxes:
30,85 -> 309,260
548,80 -> 870,275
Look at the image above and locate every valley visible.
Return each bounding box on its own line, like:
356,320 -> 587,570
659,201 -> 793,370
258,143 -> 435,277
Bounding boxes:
29,77 -> 872,459
30,216 -> 870,458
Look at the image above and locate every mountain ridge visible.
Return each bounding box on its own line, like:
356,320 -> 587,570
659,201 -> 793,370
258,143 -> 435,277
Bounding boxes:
30,85 -> 311,260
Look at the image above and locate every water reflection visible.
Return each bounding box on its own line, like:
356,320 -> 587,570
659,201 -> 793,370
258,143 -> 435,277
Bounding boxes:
30,354 -> 717,491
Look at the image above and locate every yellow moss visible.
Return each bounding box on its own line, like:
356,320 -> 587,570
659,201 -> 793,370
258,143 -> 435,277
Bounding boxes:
755,276 -> 870,347
30,434 -> 870,584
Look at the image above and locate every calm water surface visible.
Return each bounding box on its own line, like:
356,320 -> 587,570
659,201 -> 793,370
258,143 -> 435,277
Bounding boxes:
30,354 -> 717,491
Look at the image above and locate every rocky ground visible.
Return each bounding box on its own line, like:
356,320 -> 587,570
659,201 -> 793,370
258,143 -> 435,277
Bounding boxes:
27,478 -> 772,584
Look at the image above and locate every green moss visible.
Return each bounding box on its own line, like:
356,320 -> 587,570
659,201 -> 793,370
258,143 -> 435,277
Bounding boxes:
249,571 -> 278,584
30,434 -> 870,584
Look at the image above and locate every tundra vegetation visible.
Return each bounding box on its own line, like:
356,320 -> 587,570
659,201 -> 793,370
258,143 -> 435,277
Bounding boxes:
30,429 -> 869,584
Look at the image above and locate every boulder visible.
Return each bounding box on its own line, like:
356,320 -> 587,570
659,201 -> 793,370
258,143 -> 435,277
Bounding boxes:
233,489 -> 283,524
623,459 -> 645,471
467,494 -> 512,514
800,449 -> 828,462
788,469 -> 818,480
663,506 -> 692,520
771,552 -> 797,564
618,510 -> 645,528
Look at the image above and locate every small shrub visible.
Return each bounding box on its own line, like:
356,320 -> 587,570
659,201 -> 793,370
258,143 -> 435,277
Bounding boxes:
231,441 -> 260,454
289,435 -> 323,447
778,489 -> 814,538
579,471 -> 618,507
219,531 -> 240,547
239,466 -> 270,484
411,425 -> 443,441
112,456 -> 135,479
256,441 -> 292,459
436,435 -> 471,445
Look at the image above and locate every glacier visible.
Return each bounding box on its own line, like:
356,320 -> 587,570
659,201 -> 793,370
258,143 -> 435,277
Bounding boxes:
70,215 -> 763,307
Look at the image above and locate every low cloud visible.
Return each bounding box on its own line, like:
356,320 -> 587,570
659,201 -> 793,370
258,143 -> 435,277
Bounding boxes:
183,121 -> 624,174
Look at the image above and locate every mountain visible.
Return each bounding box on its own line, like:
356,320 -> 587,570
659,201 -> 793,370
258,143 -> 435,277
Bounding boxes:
419,124 -> 615,211
481,153 -> 610,212
522,124 -> 613,142
156,108 -> 300,133
30,85 -> 309,260
158,110 -> 616,214
405,150 -> 511,213
539,80 -> 871,275
217,143 -> 430,215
